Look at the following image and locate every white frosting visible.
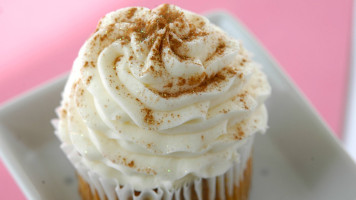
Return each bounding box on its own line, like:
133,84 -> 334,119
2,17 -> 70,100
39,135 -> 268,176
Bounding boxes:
55,4 -> 271,191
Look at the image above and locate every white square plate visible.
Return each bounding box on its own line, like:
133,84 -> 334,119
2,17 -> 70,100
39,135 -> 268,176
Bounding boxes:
1,12 -> 356,200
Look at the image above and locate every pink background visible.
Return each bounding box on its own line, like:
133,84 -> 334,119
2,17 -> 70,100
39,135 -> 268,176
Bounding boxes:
0,0 -> 352,199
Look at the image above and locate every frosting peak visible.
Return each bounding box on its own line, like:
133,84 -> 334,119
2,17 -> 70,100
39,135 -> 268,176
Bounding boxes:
88,4 -> 240,95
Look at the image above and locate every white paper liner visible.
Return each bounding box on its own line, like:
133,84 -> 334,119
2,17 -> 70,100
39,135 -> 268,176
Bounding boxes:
60,135 -> 254,200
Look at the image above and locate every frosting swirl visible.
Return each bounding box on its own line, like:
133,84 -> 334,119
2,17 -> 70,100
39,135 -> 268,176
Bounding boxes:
56,4 -> 271,190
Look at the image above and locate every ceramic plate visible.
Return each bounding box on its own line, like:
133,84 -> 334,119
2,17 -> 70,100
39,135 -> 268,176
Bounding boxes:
1,12 -> 356,200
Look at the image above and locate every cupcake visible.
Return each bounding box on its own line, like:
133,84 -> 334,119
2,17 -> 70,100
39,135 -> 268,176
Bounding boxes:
54,4 -> 270,200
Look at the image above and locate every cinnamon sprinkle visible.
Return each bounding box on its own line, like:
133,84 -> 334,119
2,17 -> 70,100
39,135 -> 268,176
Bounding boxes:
234,125 -> 245,140
205,42 -> 226,62
113,55 -> 123,70
178,77 -> 186,86
83,61 -> 89,68
95,19 -> 103,32
187,73 -> 207,86
128,160 -> 135,168
86,76 -> 92,85
153,68 -> 237,98
237,92 -> 249,110
60,109 -> 67,118
142,108 -> 155,125
126,8 -> 137,19
134,191 -> 141,196
164,82 -> 173,88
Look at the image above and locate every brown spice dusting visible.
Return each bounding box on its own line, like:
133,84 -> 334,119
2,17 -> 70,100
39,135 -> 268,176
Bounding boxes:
99,33 -> 108,42
178,77 -> 186,86
139,3 -> 184,42
237,93 -> 249,110
226,67 -> 237,75
205,42 -> 226,62
213,72 -> 226,81
240,58 -> 248,66
148,168 -> 157,175
126,8 -> 137,19
86,76 -> 92,85
134,191 -> 141,196
123,4 -> 186,48
217,42 -> 226,54
154,68 -> 233,98
137,167 -> 157,175
60,109 -> 67,118
234,126 -> 245,140
169,33 -> 183,52
238,130 -> 244,137
183,30 -> 208,42
117,35 -> 131,45
95,19 -> 103,32
142,108 -> 155,125
170,47 -> 190,61
187,72 -> 207,86
238,92 -> 247,98
113,55 -> 123,71
164,82 -> 173,88
83,61 -> 89,68
150,66 -> 155,72
158,4 -> 183,23
244,104 -> 248,110
76,101 -> 80,107
128,160 -> 135,168
110,155 -> 138,169
201,135 -> 204,140
71,81 -> 78,94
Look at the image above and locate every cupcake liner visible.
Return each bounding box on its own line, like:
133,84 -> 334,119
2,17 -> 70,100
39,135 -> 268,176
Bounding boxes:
60,135 -> 254,200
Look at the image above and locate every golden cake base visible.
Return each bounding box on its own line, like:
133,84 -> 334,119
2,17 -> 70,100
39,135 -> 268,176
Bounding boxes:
78,157 -> 252,200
